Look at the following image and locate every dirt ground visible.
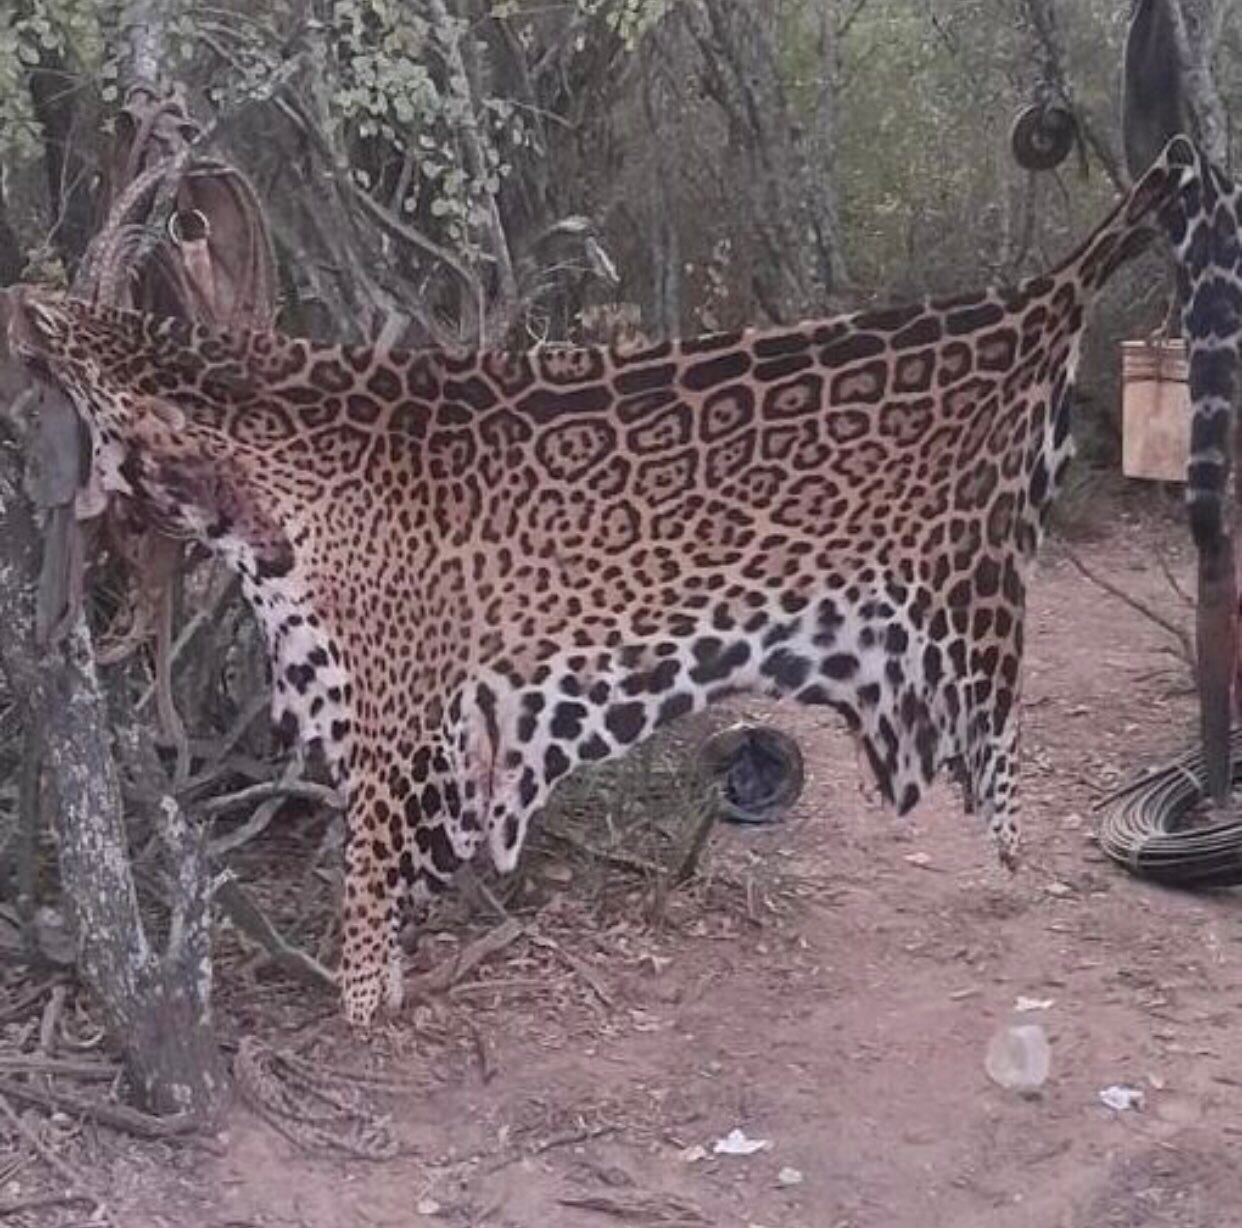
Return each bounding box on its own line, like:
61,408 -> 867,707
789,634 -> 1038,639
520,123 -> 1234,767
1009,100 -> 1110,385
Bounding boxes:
7,496 -> 1242,1228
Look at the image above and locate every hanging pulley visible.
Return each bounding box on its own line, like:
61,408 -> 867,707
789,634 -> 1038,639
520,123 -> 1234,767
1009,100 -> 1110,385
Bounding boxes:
1010,101 -> 1077,172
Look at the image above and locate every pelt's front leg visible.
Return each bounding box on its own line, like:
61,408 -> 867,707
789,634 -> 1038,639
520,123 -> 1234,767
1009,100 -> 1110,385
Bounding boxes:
339,810 -> 404,1027
979,705 -> 1022,874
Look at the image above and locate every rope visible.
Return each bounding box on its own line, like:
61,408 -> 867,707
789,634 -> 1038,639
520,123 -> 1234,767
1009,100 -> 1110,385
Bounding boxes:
1094,727 -> 1242,887
233,1038 -> 400,1160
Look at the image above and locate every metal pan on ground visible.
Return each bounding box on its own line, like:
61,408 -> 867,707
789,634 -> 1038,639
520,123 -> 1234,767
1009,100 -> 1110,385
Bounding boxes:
696,724 -> 806,826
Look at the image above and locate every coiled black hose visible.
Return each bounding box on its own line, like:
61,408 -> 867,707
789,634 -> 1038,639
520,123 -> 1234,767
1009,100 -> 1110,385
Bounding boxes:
1094,727 -> 1242,887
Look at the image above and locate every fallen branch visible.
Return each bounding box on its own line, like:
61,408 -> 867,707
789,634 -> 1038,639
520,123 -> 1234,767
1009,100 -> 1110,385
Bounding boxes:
0,1092 -> 113,1225
1154,545 -> 1195,608
648,782 -> 721,925
539,827 -> 666,878
38,984 -> 66,1054
531,1122 -> 619,1157
0,1191 -> 97,1219
448,977 -> 548,999
454,862 -> 515,921
0,1078 -> 201,1140
215,877 -> 336,989
178,695 -> 271,794
477,1122 -> 619,1175
0,1056 -> 117,1082
406,918 -> 525,999
206,757 -> 340,858
203,775 -> 342,821
0,980 -> 63,1026
527,933 -> 615,1009
667,789 -> 719,888
134,573 -> 240,713
557,1192 -> 707,1225
1058,543 -> 1194,667
467,1019 -> 496,1084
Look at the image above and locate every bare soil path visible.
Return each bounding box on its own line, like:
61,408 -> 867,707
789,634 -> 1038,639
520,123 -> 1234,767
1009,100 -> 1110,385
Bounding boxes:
9,505 -> 1242,1228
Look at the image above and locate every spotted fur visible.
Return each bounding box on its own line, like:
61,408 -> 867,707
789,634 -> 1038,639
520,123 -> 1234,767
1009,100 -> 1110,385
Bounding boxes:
5,138 -> 1229,1027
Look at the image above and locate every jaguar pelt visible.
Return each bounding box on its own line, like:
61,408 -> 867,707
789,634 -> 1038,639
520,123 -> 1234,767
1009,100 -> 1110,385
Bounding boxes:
5,137 -> 1234,1027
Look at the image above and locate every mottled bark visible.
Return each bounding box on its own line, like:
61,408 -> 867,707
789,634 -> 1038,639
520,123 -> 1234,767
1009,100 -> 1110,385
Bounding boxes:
0,0 -> 228,1120
118,0 -> 167,95
683,0 -> 846,321
808,2 -> 850,295
1175,0 -> 1229,166
432,0 -> 519,342
0,406 -> 225,1117
641,44 -> 682,338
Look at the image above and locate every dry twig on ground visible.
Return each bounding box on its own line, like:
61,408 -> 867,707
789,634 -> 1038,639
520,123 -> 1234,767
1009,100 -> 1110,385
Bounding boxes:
0,1078 -> 199,1140
0,1092 -> 114,1225
215,877 -> 336,989
407,918 -> 525,999
1058,543 -> 1194,668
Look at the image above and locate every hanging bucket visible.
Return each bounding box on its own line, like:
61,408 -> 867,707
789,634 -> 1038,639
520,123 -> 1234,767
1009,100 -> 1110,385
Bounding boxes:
1120,337 -> 1189,482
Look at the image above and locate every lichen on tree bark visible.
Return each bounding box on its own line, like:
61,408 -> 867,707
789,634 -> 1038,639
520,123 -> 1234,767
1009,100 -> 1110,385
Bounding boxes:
0,410 -> 225,1118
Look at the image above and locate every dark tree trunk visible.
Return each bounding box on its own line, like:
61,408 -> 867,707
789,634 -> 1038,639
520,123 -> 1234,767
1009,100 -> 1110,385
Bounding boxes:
26,53 -> 96,269
0,182 -> 22,288
807,1 -> 850,295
